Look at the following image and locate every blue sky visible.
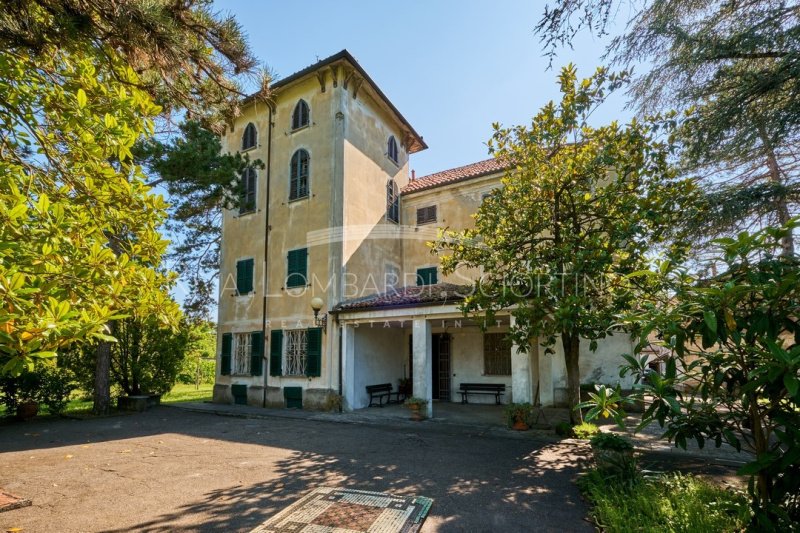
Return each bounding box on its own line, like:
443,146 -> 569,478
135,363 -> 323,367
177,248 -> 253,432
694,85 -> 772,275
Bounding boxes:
214,0 -> 632,176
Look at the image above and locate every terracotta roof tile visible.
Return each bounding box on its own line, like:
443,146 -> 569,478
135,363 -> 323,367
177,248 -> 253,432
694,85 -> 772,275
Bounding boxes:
401,158 -> 508,194
333,283 -> 473,312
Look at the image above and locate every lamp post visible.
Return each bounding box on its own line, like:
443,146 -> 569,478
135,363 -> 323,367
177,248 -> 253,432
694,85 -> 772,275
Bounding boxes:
310,297 -> 327,329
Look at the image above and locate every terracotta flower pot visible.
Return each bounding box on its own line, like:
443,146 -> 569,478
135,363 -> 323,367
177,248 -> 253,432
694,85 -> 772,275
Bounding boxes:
512,418 -> 530,431
409,405 -> 424,421
16,401 -> 39,421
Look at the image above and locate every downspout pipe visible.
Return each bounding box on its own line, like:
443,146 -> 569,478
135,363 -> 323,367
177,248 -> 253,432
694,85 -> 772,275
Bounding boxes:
262,105 -> 274,407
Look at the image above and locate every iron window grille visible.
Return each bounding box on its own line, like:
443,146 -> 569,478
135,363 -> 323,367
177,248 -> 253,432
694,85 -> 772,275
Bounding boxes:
284,329 -> 308,376
483,333 -> 512,376
233,333 -> 252,375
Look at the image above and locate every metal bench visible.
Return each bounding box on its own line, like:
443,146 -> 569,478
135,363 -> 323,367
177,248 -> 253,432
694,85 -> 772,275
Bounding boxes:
459,383 -> 505,405
366,383 -> 404,407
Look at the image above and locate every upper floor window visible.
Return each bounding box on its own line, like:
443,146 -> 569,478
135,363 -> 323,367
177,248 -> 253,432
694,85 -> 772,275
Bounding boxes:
386,179 -> 399,223
292,100 -> 310,130
236,258 -> 254,295
387,136 -> 399,164
239,167 -> 257,214
242,122 -> 257,150
286,248 -> 308,288
416,205 -> 437,225
416,267 -> 438,286
289,149 -> 310,200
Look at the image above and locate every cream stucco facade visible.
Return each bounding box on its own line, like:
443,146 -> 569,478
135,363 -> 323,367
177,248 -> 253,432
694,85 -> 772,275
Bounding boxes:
213,50 -> 635,414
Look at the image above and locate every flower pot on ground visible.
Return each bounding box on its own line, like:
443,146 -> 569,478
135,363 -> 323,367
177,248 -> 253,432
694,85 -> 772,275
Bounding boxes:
16,400 -> 39,421
505,402 -> 533,431
404,397 -> 428,421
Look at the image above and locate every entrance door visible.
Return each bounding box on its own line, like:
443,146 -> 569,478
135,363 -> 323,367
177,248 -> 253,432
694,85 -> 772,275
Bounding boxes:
432,333 -> 452,401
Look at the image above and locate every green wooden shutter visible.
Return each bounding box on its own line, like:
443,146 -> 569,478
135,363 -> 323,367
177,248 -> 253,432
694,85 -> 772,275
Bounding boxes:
286,248 -> 307,288
221,333 -> 232,375
416,267 -> 438,286
250,330 -> 263,376
269,329 -> 283,376
236,259 -> 254,294
306,327 -> 322,377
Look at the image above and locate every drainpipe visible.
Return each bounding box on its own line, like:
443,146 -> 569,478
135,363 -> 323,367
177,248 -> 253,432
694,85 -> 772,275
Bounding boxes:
262,105 -> 274,407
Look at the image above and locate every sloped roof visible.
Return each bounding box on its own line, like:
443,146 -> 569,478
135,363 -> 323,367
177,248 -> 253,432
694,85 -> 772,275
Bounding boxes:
333,283 -> 473,313
244,50 -> 427,153
402,158 -> 509,195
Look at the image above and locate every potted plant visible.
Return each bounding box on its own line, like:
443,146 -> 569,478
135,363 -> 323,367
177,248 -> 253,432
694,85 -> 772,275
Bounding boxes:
15,370 -> 43,421
404,397 -> 427,421
505,402 -> 533,430
589,432 -> 634,469
398,377 -> 412,398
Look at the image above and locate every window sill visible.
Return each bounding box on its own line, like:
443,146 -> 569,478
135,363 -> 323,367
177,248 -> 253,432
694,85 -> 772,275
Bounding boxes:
288,195 -> 309,204
290,124 -> 309,134
241,146 -> 257,153
237,209 -> 257,217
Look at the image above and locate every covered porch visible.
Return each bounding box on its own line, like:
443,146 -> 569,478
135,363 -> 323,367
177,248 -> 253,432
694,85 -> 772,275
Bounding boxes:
333,284 -> 556,418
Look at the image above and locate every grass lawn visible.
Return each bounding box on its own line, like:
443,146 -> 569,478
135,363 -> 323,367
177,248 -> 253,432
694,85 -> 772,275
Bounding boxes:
579,468 -> 751,532
162,383 -> 213,404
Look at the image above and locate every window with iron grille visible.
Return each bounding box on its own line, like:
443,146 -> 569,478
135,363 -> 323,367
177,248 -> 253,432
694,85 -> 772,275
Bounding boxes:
233,333 -> 252,375
242,122 -> 257,150
284,329 -> 308,376
292,100 -> 310,130
239,167 -> 257,214
387,135 -> 399,164
386,179 -> 399,223
289,149 -> 309,200
483,333 -> 511,376
416,205 -> 437,225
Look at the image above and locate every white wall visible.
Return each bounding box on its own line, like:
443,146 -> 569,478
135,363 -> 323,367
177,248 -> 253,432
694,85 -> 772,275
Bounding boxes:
447,329 -> 512,404
353,326 -> 406,409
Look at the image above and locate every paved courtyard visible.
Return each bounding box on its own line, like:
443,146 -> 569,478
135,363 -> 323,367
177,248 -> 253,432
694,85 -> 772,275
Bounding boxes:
0,407 -> 592,532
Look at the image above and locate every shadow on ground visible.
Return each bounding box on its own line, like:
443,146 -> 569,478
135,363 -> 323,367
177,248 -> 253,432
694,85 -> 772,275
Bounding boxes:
0,408 -> 593,532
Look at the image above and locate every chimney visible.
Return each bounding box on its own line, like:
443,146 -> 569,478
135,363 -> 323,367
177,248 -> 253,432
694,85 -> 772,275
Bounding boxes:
411,169 -> 416,181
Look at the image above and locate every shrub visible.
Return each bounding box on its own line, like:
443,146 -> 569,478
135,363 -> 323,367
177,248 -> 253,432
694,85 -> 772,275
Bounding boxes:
505,402 -> 534,427
38,366 -> 76,415
573,422 -> 600,440
579,469 -> 750,532
590,432 -> 633,452
555,421 -> 573,436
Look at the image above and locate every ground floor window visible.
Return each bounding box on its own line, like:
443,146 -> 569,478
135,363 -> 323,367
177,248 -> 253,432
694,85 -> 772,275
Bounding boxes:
233,333 -> 252,375
284,329 -> 308,376
483,333 -> 511,376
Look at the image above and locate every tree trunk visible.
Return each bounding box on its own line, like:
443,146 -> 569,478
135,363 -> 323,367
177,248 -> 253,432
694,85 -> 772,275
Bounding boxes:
562,332 -> 582,425
759,126 -> 794,255
93,339 -> 112,415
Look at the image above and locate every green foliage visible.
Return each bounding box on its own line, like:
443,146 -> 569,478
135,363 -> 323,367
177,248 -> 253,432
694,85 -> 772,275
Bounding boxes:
572,422 -> 600,440
590,432 -> 634,452
0,365 -> 76,416
579,469 -> 751,532
554,421 -> 573,437
404,397 -> 428,408
536,0 -> 800,253
0,45 -> 181,376
436,65 -> 697,422
176,320 -> 217,385
37,365 -> 77,415
111,317 -> 190,396
621,220 -> 800,528
578,383 -> 635,428
505,402 -> 534,427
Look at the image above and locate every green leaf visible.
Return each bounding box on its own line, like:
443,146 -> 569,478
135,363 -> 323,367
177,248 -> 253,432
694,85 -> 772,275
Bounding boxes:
703,310 -> 717,334
76,88 -> 87,108
784,374 -> 799,398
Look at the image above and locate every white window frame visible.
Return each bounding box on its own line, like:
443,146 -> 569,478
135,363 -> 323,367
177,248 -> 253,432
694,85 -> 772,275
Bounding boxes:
233,332 -> 252,375
284,329 -> 308,376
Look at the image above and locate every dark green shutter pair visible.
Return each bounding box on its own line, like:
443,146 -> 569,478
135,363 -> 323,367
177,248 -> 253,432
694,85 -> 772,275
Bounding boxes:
220,331 -> 263,376
416,267 -> 438,286
269,328 -> 322,377
236,259 -> 254,294
286,249 -> 307,288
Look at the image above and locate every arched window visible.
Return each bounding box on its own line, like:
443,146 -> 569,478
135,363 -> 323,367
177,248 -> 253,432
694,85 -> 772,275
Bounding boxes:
242,122 -> 257,150
292,100 -> 310,130
387,136 -> 399,164
386,179 -> 399,223
289,149 -> 310,200
239,167 -> 257,214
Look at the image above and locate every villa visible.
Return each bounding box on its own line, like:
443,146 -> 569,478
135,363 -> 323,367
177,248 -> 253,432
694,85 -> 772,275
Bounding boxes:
213,50 -> 635,417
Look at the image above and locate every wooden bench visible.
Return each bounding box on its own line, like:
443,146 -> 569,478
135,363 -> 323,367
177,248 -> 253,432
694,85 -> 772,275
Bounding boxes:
459,383 -> 505,405
366,383 -> 405,407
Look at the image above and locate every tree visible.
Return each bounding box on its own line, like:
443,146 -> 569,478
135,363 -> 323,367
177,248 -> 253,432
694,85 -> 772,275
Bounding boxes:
135,121 -> 262,318
0,46 -> 179,378
535,0 -> 800,255
0,1 -> 269,413
177,320 -> 216,388
610,221 -> 800,529
435,66 -> 696,423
